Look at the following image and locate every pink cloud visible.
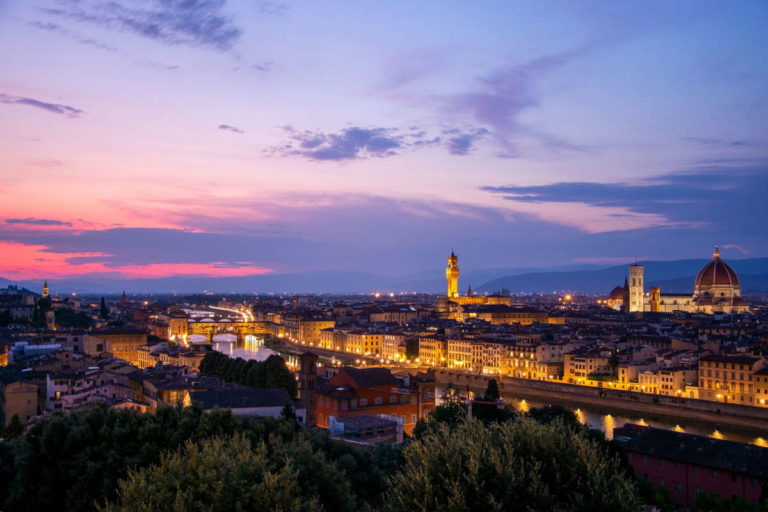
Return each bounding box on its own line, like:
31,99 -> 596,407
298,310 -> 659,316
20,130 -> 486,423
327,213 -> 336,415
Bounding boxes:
0,241 -> 271,280
721,244 -> 751,255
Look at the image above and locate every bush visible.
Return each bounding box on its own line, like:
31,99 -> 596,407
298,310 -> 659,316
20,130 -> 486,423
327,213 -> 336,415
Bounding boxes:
385,418 -> 643,512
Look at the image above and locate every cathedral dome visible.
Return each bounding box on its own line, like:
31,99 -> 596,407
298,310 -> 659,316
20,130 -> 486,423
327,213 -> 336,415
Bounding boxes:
608,286 -> 625,301
694,246 -> 741,297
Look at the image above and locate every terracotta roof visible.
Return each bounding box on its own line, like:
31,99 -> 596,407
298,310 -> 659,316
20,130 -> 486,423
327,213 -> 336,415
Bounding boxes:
337,367 -> 399,388
695,248 -> 740,291
614,424 -> 768,479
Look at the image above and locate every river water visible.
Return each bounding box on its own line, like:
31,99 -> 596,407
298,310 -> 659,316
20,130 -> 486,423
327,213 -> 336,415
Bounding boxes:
212,335 -> 279,362
435,385 -> 768,446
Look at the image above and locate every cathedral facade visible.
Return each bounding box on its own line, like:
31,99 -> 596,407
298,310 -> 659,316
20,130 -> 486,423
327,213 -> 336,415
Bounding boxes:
613,247 -> 750,315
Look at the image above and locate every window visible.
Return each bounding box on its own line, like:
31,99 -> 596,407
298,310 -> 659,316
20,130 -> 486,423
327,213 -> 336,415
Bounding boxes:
711,470 -> 717,479
374,397 -> 383,405
359,398 -> 368,406
389,396 -> 397,404
642,455 -> 649,463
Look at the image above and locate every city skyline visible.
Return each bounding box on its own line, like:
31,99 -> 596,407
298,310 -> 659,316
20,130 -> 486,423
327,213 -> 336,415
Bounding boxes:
1,0 -> 767,284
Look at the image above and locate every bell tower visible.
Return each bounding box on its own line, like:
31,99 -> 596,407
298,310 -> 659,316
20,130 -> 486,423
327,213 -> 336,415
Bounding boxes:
628,264 -> 644,313
298,351 -> 318,428
42,280 -> 49,299
446,250 -> 459,298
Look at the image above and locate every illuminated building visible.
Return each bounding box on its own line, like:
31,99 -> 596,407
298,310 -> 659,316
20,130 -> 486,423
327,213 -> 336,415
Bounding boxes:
42,280 -> 49,299
84,329 -> 148,366
611,247 -> 750,314
446,250 -> 459,298
697,354 -> 767,406
316,367 -> 434,435
436,250 -> 512,313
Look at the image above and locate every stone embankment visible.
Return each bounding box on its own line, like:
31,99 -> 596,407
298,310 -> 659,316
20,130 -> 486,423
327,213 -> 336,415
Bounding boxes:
434,369 -> 768,433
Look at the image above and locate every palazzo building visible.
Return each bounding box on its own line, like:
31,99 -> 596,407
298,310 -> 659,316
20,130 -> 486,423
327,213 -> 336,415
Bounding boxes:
436,251 -> 511,313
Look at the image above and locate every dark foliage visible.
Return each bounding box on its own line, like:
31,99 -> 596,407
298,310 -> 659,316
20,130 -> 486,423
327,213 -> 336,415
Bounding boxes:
54,308 -> 93,329
0,404 -> 398,512
199,351 -> 297,397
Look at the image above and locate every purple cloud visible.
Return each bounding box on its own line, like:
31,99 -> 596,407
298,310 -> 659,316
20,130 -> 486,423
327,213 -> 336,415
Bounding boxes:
438,48 -> 594,157
28,21 -> 117,52
443,128 -> 489,155
6,218 -> 72,226
271,126 -> 427,161
0,93 -> 83,118
270,125 -> 495,161
40,0 -> 241,51
218,124 -> 244,134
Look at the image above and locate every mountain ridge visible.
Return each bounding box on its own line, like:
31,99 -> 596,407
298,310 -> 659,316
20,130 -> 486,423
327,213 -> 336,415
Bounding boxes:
2,257 -> 766,294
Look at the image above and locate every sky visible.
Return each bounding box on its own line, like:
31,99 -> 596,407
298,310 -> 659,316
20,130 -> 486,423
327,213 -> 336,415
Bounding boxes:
0,0 -> 766,286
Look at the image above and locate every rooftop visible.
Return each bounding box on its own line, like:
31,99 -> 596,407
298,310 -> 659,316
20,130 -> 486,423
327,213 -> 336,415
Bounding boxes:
614,424 -> 768,479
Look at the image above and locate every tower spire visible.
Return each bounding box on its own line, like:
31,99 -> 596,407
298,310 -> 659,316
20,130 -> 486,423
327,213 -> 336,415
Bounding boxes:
713,245 -> 720,259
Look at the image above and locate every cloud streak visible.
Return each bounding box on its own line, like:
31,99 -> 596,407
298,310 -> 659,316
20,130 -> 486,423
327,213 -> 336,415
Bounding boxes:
0,93 -> 83,118
270,125 -> 439,161
5,218 -> 72,227
270,124 -> 494,161
40,0 -> 241,51
482,165 -> 768,234
218,124 -> 244,134
439,49 -> 590,156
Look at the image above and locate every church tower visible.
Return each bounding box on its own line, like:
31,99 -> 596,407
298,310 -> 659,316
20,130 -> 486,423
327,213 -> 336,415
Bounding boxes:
298,351 -> 318,428
42,280 -> 49,299
446,250 -> 459,298
628,264 -> 644,313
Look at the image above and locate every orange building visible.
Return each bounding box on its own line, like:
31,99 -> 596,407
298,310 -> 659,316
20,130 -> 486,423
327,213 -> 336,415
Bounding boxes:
316,367 -> 435,435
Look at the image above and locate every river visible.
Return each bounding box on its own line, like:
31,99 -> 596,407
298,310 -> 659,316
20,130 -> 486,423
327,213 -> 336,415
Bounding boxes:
435,385 -> 768,446
212,334 -> 281,362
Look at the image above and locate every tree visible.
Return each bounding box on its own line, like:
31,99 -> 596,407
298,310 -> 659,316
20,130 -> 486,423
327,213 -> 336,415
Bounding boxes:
1,404 -> 297,512
54,308 -> 93,329
412,401 -> 467,438
198,352 -> 297,398
385,419 -> 643,512
2,415 -> 24,439
102,434 -> 316,512
483,378 -> 500,401
99,297 -> 109,319
528,405 -> 581,430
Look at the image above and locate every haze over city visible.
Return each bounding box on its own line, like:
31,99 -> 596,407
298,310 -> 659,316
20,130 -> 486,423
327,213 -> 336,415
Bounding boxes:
1,0 -> 766,290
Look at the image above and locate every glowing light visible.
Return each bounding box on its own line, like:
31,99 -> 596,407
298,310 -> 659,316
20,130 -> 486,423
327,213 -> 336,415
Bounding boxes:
636,418 -> 648,426
603,415 -> 615,440
673,425 -> 685,432
755,437 -> 767,447
574,408 -> 585,424
711,430 -> 724,440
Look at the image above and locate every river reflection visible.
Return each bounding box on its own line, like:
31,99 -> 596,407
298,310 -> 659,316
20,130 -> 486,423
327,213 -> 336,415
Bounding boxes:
213,335 -> 279,362
437,385 -> 768,445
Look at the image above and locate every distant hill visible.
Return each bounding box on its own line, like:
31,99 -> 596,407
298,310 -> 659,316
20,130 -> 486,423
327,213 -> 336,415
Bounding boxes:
477,258 -> 768,295
2,258 -> 766,295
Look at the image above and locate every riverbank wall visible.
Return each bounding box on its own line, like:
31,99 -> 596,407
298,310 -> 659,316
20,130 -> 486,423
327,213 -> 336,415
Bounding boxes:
434,369 -> 768,433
